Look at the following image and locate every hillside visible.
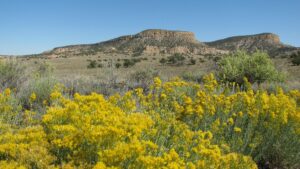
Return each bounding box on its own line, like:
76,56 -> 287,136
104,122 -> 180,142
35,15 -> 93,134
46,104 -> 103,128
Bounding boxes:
22,29 -> 299,59
205,33 -> 298,57
41,29 -> 227,58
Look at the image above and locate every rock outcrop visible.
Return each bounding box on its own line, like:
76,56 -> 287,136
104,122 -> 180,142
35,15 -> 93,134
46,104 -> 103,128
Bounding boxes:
137,29 -> 198,43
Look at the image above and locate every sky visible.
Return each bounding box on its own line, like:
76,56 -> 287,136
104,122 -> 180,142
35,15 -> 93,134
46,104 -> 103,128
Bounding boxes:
0,0 -> 299,55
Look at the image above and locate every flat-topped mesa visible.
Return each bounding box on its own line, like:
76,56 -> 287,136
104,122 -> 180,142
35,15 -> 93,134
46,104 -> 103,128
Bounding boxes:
39,30 -> 298,58
205,33 -> 288,55
136,29 -> 198,43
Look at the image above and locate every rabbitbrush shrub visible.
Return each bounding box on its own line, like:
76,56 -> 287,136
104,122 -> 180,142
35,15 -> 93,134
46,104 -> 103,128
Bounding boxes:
0,74 -> 298,168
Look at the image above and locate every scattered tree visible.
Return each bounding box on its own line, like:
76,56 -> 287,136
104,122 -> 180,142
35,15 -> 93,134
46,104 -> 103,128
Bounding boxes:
189,58 -> 196,65
123,59 -> 135,68
87,60 -> 97,68
291,51 -> 300,66
167,53 -> 186,65
115,63 -> 121,68
159,58 -> 167,65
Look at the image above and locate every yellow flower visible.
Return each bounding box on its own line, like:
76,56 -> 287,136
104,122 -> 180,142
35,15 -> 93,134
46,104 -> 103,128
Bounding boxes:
228,118 -> 234,125
154,77 -> 162,88
50,91 -> 62,100
160,93 -> 167,100
4,88 -> 11,96
234,127 -> 242,133
238,111 -> 243,117
30,92 -> 37,102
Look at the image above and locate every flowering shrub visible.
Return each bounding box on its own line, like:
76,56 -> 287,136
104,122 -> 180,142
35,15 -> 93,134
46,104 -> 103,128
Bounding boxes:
0,74 -> 299,168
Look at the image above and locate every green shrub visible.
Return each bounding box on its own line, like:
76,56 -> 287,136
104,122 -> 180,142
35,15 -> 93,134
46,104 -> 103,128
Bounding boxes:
98,63 -> 103,68
132,58 -> 142,63
36,61 -> 54,76
167,53 -> 185,65
180,71 -> 204,83
18,76 -> 57,113
0,58 -> 28,90
199,58 -> 205,63
129,69 -> 159,90
87,60 -> 97,68
291,51 -> 300,66
217,51 -> 286,85
159,58 -> 167,65
123,59 -> 136,68
115,63 -> 121,68
189,58 -> 196,65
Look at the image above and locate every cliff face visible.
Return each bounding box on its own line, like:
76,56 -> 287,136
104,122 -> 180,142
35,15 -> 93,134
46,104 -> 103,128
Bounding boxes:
136,29 -> 197,43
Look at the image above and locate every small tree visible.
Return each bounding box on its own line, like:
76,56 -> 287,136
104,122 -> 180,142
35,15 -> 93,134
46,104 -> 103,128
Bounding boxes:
291,51 -> 300,66
167,53 -> 185,65
123,59 -> 135,68
190,58 -> 196,65
87,60 -> 97,69
159,58 -> 167,65
98,63 -> 103,68
115,63 -> 121,68
217,51 -> 285,85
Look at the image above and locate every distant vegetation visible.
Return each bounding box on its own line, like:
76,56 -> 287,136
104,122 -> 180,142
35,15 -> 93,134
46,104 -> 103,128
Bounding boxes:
87,58 -> 144,69
159,53 -> 188,66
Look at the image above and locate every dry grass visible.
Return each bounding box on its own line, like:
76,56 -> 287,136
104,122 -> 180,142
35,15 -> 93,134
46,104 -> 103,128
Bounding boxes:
18,52 -> 300,88
21,53 -> 215,80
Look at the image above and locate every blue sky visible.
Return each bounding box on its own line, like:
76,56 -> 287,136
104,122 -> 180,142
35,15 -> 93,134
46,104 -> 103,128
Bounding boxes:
0,0 -> 299,55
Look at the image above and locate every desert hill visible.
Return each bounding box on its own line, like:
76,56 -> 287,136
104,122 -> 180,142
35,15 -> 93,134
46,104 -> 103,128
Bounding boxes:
205,33 -> 298,57
28,29 -> 299,58
42,29 -> 226,58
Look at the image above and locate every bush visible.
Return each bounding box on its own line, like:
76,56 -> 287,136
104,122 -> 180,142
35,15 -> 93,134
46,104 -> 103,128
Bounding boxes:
181,71 -> 204,83
291,51 -> 300,66
115,63 -> 121,68
189,58 -> 196,65
167,53 -> 186,65
0,58 -> 28,90
159,58 -> 167,65
129,69 -> 159,90
132,58 -> 142,63
87,60 -> 97,68
36,61 -> 54,76
199,58 -> 205,63
217,51 -> 285,85
1,75 -> 299,168
18,76 -> 57,113
98,63 -> 103,68
123,59 -> 136,68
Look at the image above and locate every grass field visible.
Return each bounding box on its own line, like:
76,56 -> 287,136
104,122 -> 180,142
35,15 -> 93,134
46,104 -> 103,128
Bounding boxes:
19,53 -> 300,88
